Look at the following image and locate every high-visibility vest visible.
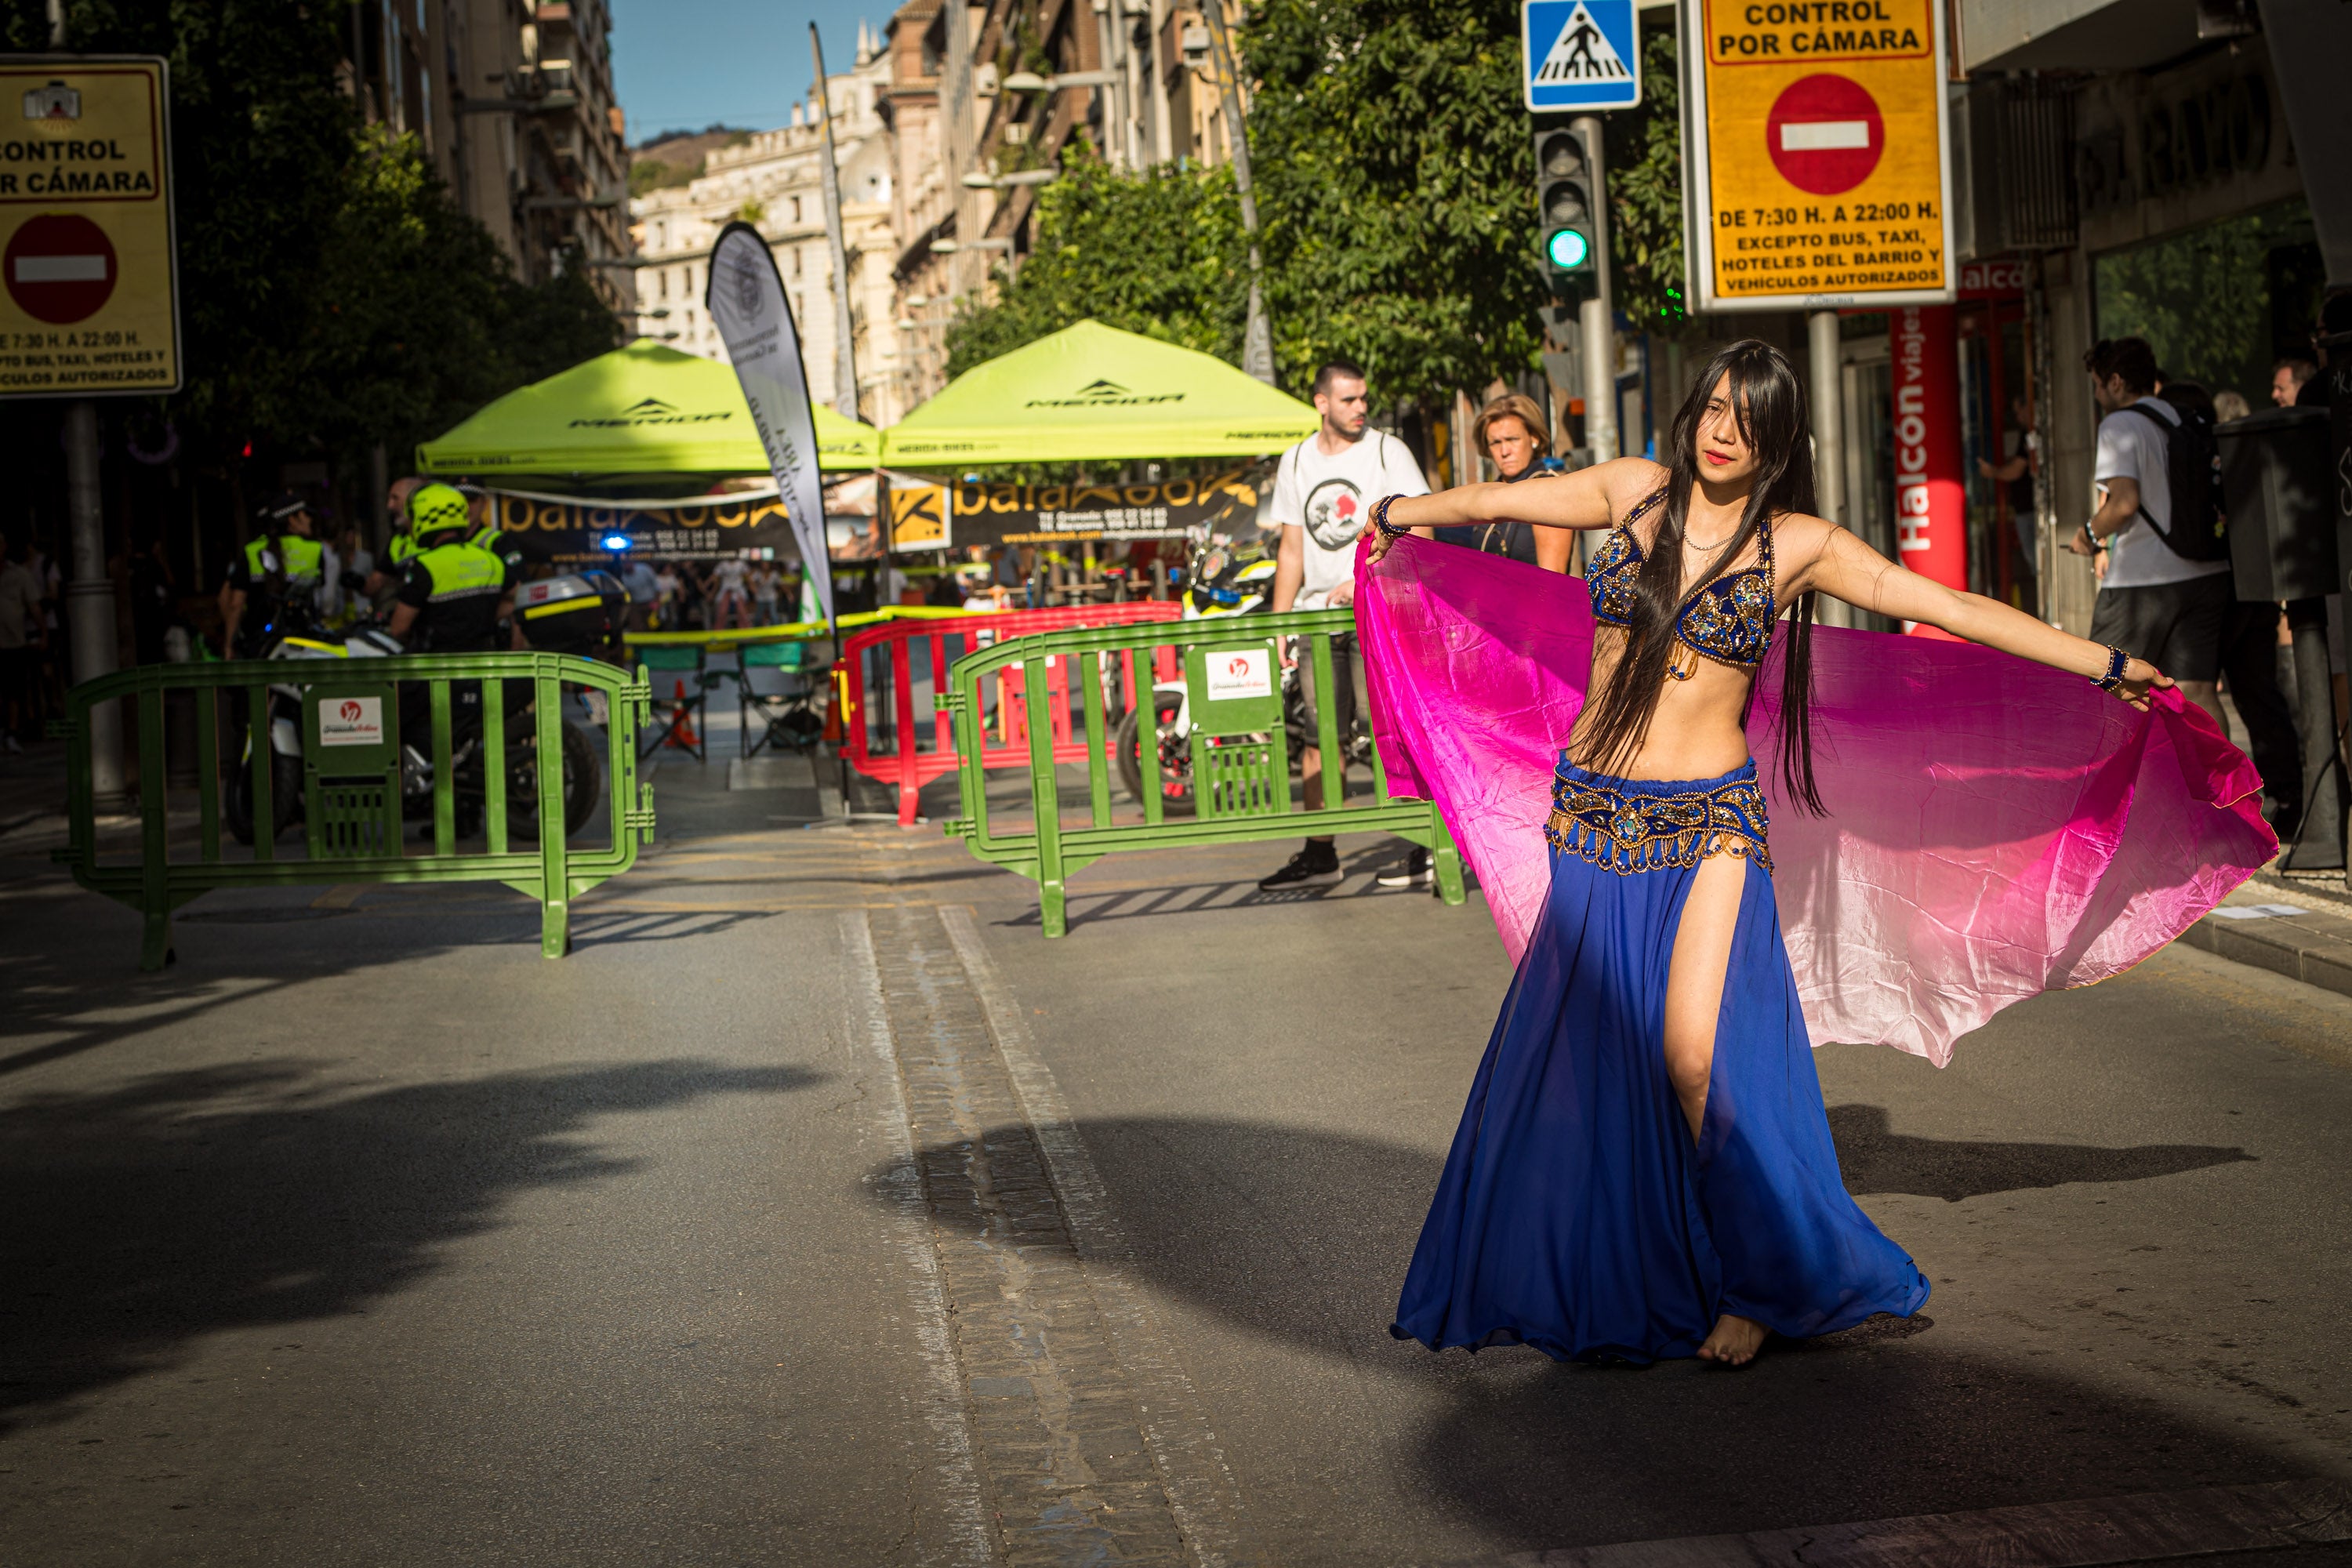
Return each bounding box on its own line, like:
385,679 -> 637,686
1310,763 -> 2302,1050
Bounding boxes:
413,538 -> 506,602
244,532 -> 324,583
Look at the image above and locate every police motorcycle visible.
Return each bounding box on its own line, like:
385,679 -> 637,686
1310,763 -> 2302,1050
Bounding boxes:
1111,535 -> 1370,811
226,571 -> 626,846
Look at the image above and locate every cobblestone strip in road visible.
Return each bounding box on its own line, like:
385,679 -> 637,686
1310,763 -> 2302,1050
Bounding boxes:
855,870 -> 1264,1568
840,912 -> 997,1568
938,906 -> 1265,1568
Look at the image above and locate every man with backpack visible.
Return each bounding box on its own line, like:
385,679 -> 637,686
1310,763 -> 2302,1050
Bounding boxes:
2067,336 -> 2230,730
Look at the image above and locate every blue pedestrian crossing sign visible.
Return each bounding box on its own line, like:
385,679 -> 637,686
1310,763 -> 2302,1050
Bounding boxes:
1522,0 -> 1641,112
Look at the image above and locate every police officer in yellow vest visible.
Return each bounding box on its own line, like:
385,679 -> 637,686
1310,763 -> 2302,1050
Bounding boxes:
387,483 -> 514,652
219,492 -> 325,655
363,476 -> 425,609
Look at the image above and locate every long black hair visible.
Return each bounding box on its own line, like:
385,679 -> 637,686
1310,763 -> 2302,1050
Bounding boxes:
1575,339 -> 1824,814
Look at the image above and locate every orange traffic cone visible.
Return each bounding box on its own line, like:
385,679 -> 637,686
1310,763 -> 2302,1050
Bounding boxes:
664,678 -> 700,750
821,662 -> 846,745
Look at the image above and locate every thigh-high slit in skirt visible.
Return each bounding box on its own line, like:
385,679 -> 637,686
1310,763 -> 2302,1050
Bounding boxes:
1391,756 -> 1930,1364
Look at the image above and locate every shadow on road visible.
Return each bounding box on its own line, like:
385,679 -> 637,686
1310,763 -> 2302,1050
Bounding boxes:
0,1057 -> 824,1432
1827,1103 -> 2255,1202
0,880 -> 782,1080
889,1112 -> 2308,1554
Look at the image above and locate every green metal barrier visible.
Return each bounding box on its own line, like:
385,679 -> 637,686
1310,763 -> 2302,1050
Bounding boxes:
51,652 -> 655,970
942,607 -> 1466,936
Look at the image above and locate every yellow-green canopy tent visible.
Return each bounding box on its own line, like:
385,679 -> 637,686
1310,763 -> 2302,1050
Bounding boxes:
416,339 -> 880,477
880,319 -> 1318,466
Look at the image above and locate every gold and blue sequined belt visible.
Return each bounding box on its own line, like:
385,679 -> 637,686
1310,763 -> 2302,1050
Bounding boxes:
1544,765 -> 1772,874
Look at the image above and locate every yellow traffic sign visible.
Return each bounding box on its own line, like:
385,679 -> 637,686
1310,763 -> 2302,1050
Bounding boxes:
887,477 -> 953,551
1681,0 -> 1954,311
0,56 -> 180,397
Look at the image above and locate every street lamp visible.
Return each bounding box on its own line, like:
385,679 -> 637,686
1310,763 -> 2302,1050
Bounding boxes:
960,168 -> 1061,189
999,69 -> 1120,92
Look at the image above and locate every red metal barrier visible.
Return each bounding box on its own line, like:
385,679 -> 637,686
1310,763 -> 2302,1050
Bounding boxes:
839,603 -> 1185,824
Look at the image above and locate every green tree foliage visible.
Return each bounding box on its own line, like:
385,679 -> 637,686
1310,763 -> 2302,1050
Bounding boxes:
1243,0 -> 1545,403
2093,202 -> 2315,405
304,129 -> 619,466
944,149 -> 1249,377
947,4 -> 1701,408
0,0 -> 617,473
630,156 -> 705,198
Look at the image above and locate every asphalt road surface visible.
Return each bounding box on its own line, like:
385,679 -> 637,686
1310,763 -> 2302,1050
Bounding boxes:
3,753 -> 2348,1566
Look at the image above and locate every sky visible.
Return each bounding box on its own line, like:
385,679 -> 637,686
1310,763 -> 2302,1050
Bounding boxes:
612,0 -> 895,145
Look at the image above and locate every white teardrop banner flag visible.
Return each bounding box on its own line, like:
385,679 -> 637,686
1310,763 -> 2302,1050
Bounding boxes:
705,220 -> 833,625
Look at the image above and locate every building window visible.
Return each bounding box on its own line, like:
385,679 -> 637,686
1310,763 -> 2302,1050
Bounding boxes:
793,247 -> 803,277
793,195 -> 804,226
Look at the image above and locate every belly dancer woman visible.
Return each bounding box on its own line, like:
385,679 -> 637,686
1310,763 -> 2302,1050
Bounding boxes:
1367,340 -> 2173,1368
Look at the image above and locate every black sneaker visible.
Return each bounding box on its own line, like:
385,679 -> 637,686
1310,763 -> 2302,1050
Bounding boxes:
1258,842 -> 1342,891
1376,847 -> 1432,889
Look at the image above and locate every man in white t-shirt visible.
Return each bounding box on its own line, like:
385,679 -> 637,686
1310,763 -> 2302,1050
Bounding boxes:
2066,336 -> 2227,728
1258,359 -> 1431,891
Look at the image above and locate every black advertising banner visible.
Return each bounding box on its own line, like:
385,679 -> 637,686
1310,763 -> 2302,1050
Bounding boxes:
485,488 -> 799,564
882,469 -> 1263,553
706,220 -> 834,622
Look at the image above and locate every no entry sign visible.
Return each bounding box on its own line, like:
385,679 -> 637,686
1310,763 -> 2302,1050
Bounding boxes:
1680,0 -> 1953,311
0,56 -> 180,397
6,212 -> 116,322
1766,74 -> 1884,194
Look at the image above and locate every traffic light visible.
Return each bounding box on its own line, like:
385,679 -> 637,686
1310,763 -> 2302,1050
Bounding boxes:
1534,125 -> 1597,300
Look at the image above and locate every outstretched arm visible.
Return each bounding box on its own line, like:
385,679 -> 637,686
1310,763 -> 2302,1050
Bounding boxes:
1366,456 -> 1657,561
1800,524 -> 2170,709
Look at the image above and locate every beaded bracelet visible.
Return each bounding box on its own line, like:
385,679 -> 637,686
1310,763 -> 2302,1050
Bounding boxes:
1370,495 -> 1408,540
2090,644 -> 2129,691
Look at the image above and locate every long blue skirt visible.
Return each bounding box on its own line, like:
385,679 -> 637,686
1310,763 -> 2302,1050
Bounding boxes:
1392,759 -> 1930,1363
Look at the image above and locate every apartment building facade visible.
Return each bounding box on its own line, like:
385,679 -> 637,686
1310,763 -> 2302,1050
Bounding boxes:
875,0 -> 1251,405
626,36 -> 910,426
345,0 -> 637,321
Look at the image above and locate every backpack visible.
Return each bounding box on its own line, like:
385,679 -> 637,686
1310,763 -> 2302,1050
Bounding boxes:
2120,399 -> 2229,561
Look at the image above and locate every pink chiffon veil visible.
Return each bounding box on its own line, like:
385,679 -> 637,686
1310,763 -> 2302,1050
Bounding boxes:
1354,534 -> 2276,1066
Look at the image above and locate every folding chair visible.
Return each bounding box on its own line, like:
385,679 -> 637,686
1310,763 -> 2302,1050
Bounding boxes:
636,643 -> 710,761
740,639 -> 822,757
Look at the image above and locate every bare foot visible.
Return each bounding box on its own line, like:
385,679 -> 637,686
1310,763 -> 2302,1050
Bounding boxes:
1696,1313 -> 1767,1367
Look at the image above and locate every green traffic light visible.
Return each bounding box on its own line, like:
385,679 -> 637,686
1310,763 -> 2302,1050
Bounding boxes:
1546,228 -> 1590,270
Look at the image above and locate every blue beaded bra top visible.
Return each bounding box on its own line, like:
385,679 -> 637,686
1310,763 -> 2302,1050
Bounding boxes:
1586,488 -> 1777,681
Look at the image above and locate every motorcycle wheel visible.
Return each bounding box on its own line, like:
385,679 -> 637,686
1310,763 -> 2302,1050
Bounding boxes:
1113,689 -> 1192,813
224,750 -> 305,845
506,720 -> 604,841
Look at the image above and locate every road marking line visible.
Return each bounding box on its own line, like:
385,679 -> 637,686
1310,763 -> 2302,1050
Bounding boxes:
941,903 -> 1268,1568
1480,1476 -> 2352,1568
840,910 -> 995,1568
310,884 -> 365,909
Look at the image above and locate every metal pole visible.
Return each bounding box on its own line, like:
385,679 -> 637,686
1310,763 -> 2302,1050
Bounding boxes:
2283,597 -> 2347,871
809,25 -> 862,419
370,443 -> 390,554
2027,256 -> 2059,626
49,0 -> 123,805
1147,0 -> 1174,164
1095,0 -> 1129,170
1808,310 -> 1843,524
940,0 -> 978,303
64,401 -> 125,804
1573,115 -> 1617,463
1201,0 -> 1273,385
